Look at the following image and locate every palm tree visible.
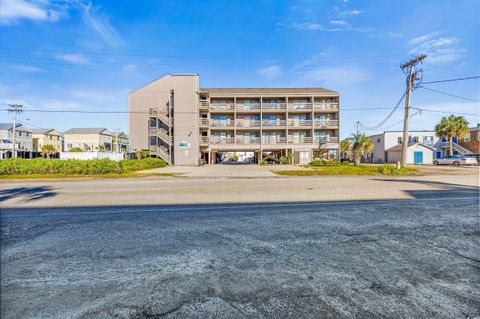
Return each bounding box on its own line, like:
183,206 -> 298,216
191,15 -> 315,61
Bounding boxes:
434,115 -> 470,156
41,144 -> 57,159
340,138 -> 352,160
349,133 -> 374,165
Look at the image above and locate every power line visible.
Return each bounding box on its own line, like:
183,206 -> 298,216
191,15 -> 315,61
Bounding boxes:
421,75 -> 480,84
419,86 -> 480,102
0,47 -> 410,61
357,92 -> 406,131
411,107 -> 479,117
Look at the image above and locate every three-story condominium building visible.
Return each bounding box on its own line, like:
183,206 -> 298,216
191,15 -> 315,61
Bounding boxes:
129,74 -> 340,165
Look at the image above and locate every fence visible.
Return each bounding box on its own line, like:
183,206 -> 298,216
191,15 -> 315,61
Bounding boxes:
60,152 -> 125,161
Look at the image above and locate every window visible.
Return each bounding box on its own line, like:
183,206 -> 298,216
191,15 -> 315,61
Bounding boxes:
67,144 -> 72,149
398,137 -> 402,144
477,133 -> 480,141
464,132 -> 471,142
423,136 -> 434,145
149,137 -> 157,146
409,136 -> 419,143
376,138 -> 381,143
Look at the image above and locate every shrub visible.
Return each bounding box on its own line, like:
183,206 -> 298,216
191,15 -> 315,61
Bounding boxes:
261,160 -> 269,165
231,155 -> 239,162
0,158 -> 166,176
69,147 -> 84,152
309,159 -> 339,166
377,164 -> 413,176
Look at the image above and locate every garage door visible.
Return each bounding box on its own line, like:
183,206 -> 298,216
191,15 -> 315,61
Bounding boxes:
413,151 -> 423,164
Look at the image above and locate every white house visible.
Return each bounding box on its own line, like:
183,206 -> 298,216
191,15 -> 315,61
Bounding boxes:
384,143 -> 435,164
63,128 -> 113,152
369,130 -> 471,164
0,123 -> 33,159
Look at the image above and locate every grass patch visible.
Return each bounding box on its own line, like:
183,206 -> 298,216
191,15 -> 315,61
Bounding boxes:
274,164 -> 417,176
0,158 -> 167,177
0,172 -> 179,180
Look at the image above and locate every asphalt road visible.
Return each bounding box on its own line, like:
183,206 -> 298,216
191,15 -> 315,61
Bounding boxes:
1,186 -> 479,318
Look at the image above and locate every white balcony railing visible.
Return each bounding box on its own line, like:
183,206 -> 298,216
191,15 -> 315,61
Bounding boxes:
210,103 -> 235,111
314,136 -> 339,144
211,119 -> 235,127
262,119 -> 287,127
314,120 -> 339,128
288,119 -> 313,127
210,137 -> 235,144
261,137 -> 287,144
288,103 -> 312,110
262,102 -> 286,111
199,118 -> 209,127
236,119 -> 261,128
314,103 -> 339,111
288,136 -> 313,144
236,137 -> 261,144
236,103 -> 261,111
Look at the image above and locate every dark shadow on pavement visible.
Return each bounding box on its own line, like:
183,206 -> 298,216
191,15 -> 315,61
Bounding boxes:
0,186 -> 56,203
376,178 -> 480,199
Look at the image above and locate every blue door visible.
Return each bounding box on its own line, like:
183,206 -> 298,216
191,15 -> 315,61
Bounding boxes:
414,151 -> 423,164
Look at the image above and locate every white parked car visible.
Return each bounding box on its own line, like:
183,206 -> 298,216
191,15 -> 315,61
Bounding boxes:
433,155 -> 478,166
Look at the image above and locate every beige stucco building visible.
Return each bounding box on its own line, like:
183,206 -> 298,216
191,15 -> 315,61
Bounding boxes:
63,128 -> 113,152
32,128 -> 62,153
129,74 -> 340,165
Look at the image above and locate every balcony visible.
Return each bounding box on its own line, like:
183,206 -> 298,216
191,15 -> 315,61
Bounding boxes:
210,119 -> 235,128
236,137 -> 261,144
288,119 -> 313,127
210,103 -> 235,111
236,103 -> 261,112
288,136 -> 313,144
236,119 -> 261,128
262,137 -> 287,144
314,120 -> 339,129
314,136 -> 339,143
262,119 -> 287,127
198,100 -> 209,110
210,137 -> 235,144
314,103 -> 339,112
288,103 -> 312,111
262,102 -> 286,111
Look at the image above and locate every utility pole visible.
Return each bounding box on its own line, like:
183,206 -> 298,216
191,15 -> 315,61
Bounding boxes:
114,128 -> 120,153
7,104 -> 23,159
400,54 -> 426,168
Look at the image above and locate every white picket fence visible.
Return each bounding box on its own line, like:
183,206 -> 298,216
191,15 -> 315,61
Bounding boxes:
60,152 -> 125,161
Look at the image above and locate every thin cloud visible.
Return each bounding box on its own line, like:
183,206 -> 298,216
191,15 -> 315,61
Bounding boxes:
55,53 -> 91,65
339,9 -> 363,16
258,65 -> 282,80
82,2 -> 125,47
0,0 -> 64,25
297,66 -> 371,87
10,64 -> 46,73
407,32 -> 466,64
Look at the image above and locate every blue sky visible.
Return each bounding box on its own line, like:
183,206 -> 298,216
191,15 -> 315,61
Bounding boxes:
1,0 -> 479,137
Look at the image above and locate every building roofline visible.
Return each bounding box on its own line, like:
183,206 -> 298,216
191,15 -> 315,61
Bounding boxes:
129,73 -> 199,95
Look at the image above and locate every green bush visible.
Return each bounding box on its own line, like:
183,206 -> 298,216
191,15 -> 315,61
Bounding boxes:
376,164 -> 411,176
0,158 -> 166,176
309,159 -> 339,166
69,147 -> 84,152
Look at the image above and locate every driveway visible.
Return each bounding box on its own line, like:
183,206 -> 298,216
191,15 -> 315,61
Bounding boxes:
139,164 -> 308,178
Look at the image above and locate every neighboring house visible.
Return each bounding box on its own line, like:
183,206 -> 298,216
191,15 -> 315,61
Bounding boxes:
129,73 -> 340,165
112,132 -> 129,152
63,128 -> 113,152
0,123 -> 33,159
369,130 -> 471,164
32,128 -> 63,155
458,124 -> 480,154
384,143 -> 435,164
